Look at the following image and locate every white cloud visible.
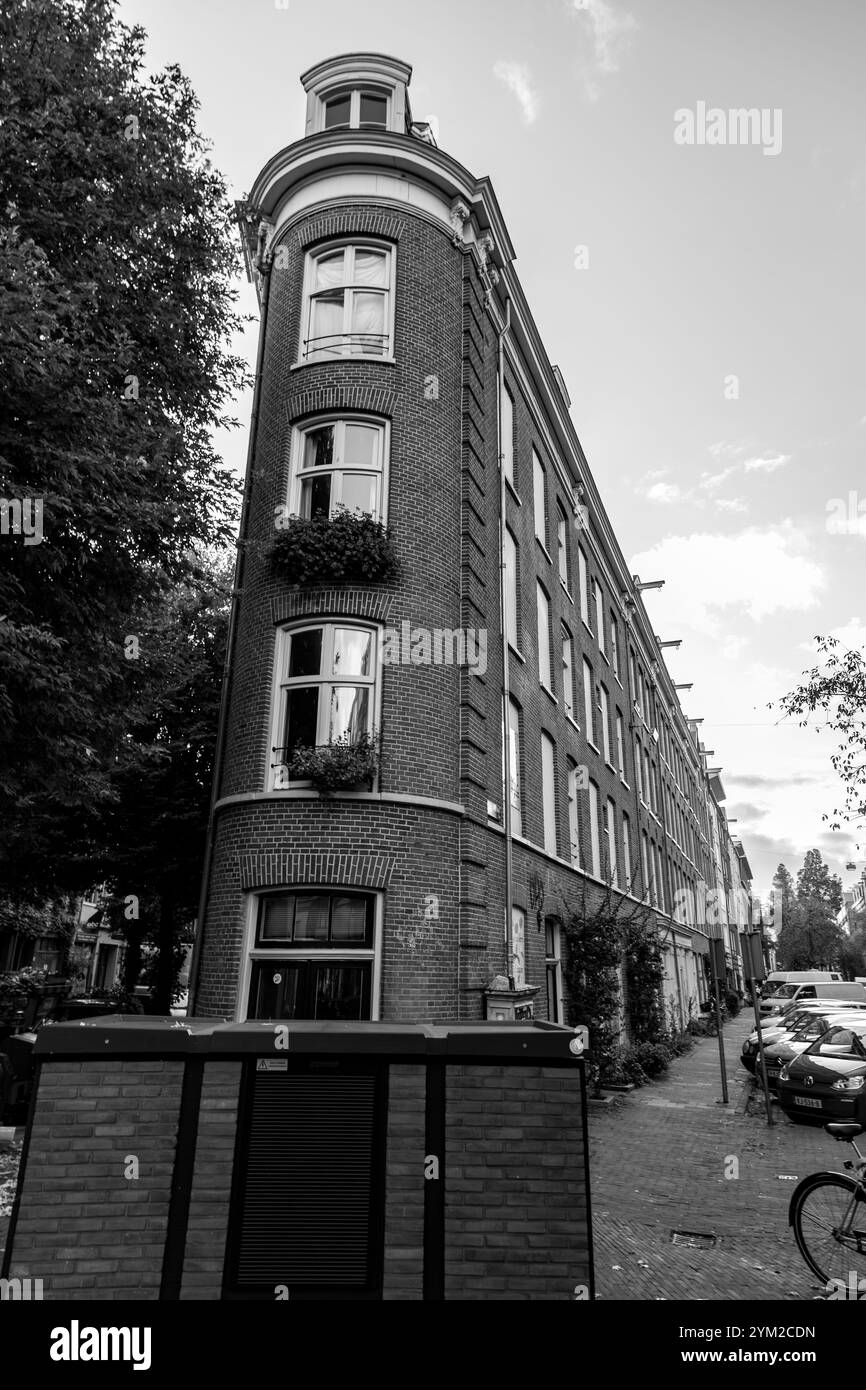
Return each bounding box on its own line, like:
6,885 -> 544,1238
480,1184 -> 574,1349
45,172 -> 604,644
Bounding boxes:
571,0 -> 637,74
700,465 -> 738,491
630,523 -> 825,630
493,61 -> 539,124
645,482 -> 682,503
714,497 -> 748,513
743,453 -> 791,473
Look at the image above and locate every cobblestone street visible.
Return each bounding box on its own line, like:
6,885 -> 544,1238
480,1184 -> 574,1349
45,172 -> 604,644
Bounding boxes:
588,1014 -> 844,1301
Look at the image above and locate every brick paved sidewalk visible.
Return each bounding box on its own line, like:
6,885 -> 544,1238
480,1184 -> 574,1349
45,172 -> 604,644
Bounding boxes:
588,1013 -> 844,1301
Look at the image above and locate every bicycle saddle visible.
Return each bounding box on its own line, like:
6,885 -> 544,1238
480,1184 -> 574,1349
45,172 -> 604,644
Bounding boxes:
825,1122 -> 864,1139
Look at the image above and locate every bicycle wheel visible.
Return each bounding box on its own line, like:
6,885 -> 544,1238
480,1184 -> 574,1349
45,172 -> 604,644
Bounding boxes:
792,1173 -> 866,1287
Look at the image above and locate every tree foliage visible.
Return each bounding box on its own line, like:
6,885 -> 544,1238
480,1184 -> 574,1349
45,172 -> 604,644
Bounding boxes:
0,0 -> 247,886
776,636 -> 866,835
775,849 -> 844,970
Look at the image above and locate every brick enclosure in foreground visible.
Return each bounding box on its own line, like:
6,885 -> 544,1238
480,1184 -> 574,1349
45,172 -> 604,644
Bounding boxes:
2,1015 -> 593,1301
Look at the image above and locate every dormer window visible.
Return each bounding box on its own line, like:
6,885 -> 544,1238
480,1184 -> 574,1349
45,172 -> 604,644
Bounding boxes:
302,54 -> 412,139
323,88 -> 389,131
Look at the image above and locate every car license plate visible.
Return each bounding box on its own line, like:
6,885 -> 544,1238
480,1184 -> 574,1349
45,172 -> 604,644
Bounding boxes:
794,1096 -> 821,1109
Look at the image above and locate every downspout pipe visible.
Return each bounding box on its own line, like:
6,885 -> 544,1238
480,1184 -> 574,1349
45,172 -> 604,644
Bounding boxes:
188,223 -> 273,1015
496,297 -> 514,986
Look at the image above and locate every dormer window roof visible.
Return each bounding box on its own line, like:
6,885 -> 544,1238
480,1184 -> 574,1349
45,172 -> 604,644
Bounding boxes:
301,52 -> 413,139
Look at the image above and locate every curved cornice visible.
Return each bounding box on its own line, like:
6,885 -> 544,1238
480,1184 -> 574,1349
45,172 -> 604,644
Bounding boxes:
245,130 -> 516,265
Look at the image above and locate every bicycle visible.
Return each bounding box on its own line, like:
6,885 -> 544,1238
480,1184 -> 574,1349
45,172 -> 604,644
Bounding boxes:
789,1122 -> 866,1288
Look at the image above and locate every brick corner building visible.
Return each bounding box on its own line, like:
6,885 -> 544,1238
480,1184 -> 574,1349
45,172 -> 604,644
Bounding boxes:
190,51 -> 759,1030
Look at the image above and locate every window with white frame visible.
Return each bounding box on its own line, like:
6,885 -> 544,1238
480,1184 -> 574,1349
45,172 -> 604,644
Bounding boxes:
588,780 -> 601,878
500,382 -> 515,486
622,813 -> 632,891
271,623 -> 377,787
321,87 -> 390,131
511,906 -> 526,988
583,659 -> 595,743
616,710 -> 625,778
536,582 -> 553,689
641,831 -> 651,900
594,581 -> 605,654
567,760 -> 581,867
300,243 -> 394,361
578,547 -> 589,625
599,683 -> 611,764
557,505 -> 569,587
634,736 -> 644,799
289,417 -> 386,522
610,614 -> 620,680
504,697 -> 522,834
246,890 -> 376,1021
545,918 -> 565,1024
562,626 -> 575,721
504,527 -> 519,649
533,451 -> 547,546
541,732 -> 557,856
605,798 -> 618,888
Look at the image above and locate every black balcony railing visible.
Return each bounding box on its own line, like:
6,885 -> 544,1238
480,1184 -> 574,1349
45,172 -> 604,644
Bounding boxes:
301,331 -> 389,360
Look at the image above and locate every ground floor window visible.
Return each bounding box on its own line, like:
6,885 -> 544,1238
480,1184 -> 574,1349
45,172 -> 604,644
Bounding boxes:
246,890 -> 376,1021
544,918 -> 565,1024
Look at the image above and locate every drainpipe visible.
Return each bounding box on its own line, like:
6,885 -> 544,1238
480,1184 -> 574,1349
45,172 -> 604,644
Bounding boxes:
187,218 -> 274,1016
496,297 -> 514,986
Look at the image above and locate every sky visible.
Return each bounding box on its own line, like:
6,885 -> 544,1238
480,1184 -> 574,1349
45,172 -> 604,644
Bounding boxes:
118,0 -> 866,901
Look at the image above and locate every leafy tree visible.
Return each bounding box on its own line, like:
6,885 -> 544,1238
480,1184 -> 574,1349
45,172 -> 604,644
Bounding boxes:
82,560 -> 231,1011
776,848 -> 843,970
0,0 -> 246,890
776,636 -> 866,835
838,932 -> 866,982
797,847 -> 843,915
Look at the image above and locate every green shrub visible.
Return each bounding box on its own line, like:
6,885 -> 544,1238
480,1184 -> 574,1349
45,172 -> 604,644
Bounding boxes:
282,731 -> 379,793
270,509 -> 399,585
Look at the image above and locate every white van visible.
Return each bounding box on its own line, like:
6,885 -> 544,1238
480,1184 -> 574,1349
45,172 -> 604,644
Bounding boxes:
759,980 -> 866,1015
765,970 -> 842,989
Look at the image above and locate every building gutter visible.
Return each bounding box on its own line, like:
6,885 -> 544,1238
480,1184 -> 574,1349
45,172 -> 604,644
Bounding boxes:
495,296 -> 514,986
187,219 -> 273,1015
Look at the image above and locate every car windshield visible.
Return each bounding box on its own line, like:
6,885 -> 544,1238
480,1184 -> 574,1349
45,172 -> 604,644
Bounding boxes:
773,984 -> 799,999
807,1025 -> 866,1059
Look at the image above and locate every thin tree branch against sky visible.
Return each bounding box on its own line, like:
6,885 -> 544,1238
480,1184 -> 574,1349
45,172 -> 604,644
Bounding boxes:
118,0 -> 866,896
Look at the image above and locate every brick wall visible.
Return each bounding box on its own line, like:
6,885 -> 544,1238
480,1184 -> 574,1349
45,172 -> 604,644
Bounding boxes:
381,1063 -> 425,1300
180,1061 -> 242,1301
8,1060 -> 183,1299
444,1063 -> 591,1300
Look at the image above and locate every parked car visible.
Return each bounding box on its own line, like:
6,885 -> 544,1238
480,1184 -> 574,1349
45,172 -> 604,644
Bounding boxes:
740,999 -> 866,1073
759,980 -> 866,1016
764,970 -> 842,990
759,1011 -> 866,1090
777,1019 -> 866,1125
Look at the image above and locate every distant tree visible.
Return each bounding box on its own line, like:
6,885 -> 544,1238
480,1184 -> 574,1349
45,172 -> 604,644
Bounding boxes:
776,636 -> 866,836
0,0 -> 246,891
777,848 -> 843,969
771,862 -> 798,937
838,932 -> 866,982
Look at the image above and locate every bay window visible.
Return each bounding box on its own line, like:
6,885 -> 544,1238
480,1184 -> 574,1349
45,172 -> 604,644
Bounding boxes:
271,623 -> 377,787
290,417 -> 386,522
247,890 -> 375,1021
301,242 -> 394,361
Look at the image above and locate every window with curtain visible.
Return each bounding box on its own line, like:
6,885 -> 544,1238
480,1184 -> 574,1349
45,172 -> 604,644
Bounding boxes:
583,659 -> 594,743
533,452 -> 547,545
562,626 -> 575,721
605,798 -> 618,888
302,243 -> 393,361
247,890 -> 376,1021
504,527 -> 519,649
588,780 -> 601,878
500,383 -> 515,486
271,623 -> 377,786
622,813 -> 632,891
290,418 -> 385,521
567,761 -> 581,868
536,582 -> 553,689
541,732 -> 557,856
557,505 -> 569,587
503,698 -> 522,834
